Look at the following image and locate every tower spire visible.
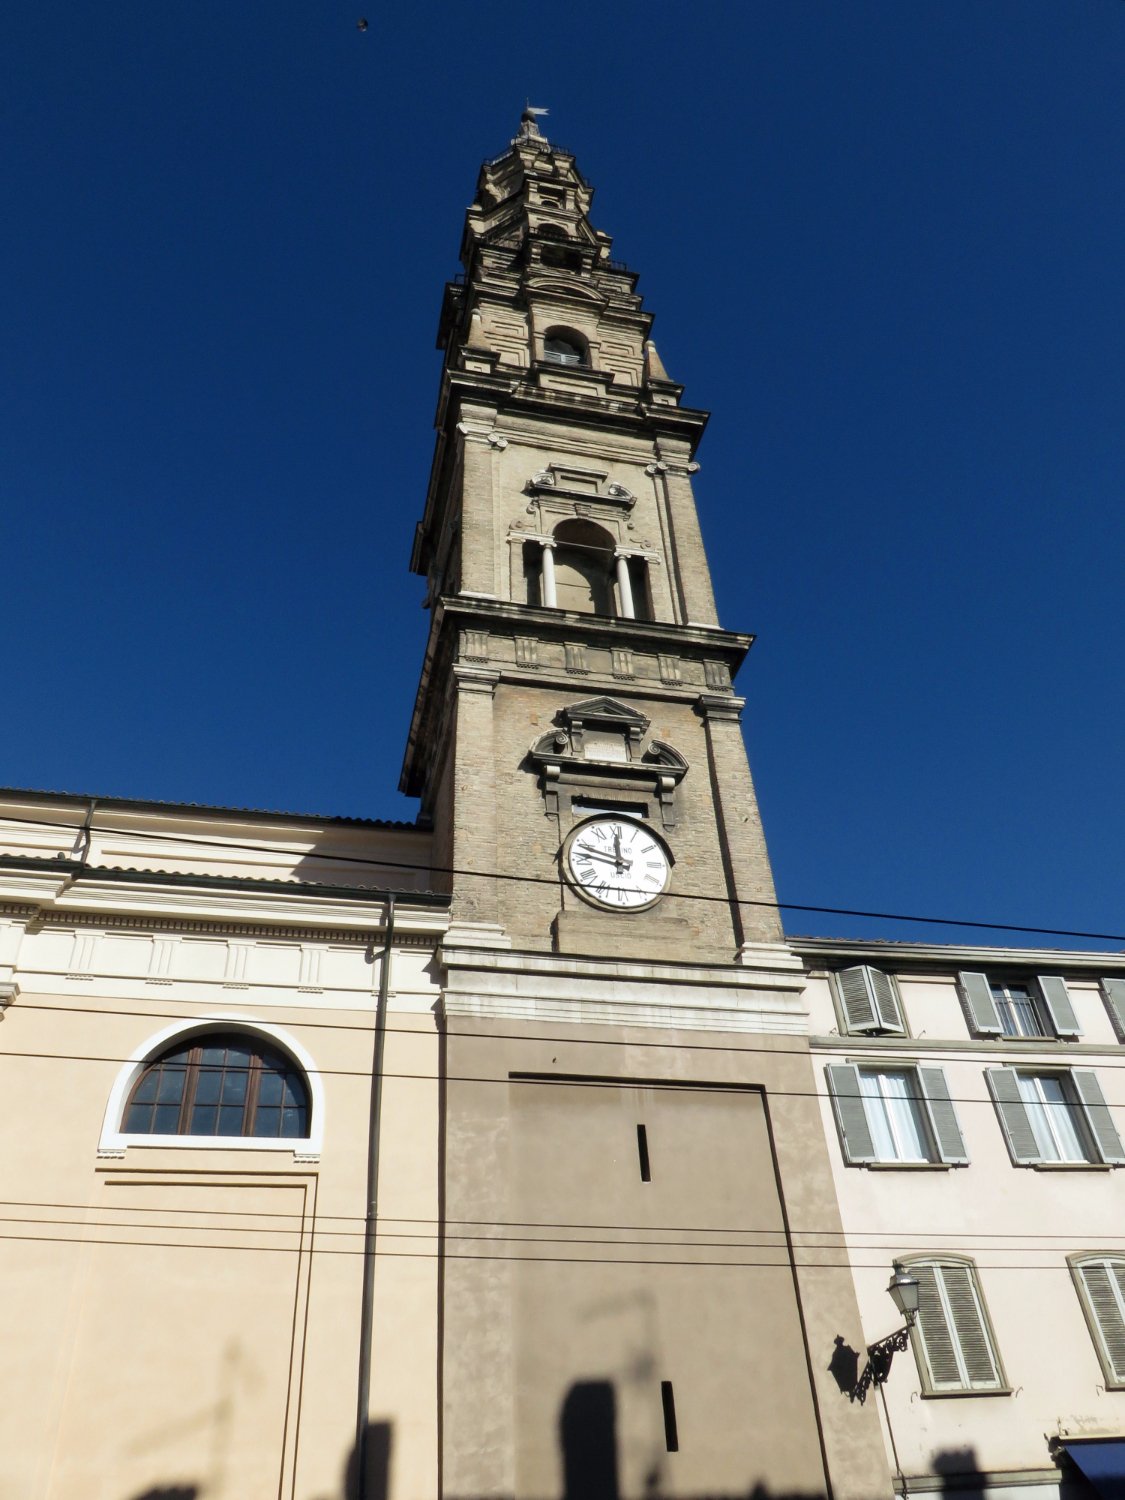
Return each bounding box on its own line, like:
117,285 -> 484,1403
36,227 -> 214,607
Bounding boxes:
513,103 -> 549,145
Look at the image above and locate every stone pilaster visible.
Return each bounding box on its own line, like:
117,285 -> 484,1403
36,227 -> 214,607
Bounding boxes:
447,664 -> 510,946
696,692 -> 783,947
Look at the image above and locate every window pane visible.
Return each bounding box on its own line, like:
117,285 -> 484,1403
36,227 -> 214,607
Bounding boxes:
226,1044 -> 253,1066
155,1067 -> 186,1104
281,1105 -> 306,1138
1017,1074 -> 1058,1159
221,1068 -> 248,1103
199,1045 -> 227,1066
194,1068 -> 222,1105
259,1071 -> 284,1106
1039,1076 -> 1088,1161
882,1071 -> 929,1160
190,1104 -> 218,1135
217,1104 -> 245,1136
152,1103 -> 181,1133
253,1105 -> 281,1138
131,1072 -> 159,1105
123,1101 -> 154,1133
859,1069 -> 929,1161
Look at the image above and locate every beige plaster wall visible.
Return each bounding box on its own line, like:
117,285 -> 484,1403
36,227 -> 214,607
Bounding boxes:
439,1016 -> 894,1500
0,855 -> 444,1500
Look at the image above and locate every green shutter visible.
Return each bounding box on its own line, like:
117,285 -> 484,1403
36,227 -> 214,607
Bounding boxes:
1077,1261 -> 1125,1384
1073,1071 -> 1125,1165
958,971 -> 1002,1036
1037,975 -> 1081,1038
918,1067 -> 968,1164
1101,979 -> 1125,1041
941,1264 -> 1001,1388
985,1068 -> 1040,1164
825,1063 -> 876,1164
837,967 -> 878,1033
869,968 -> 906,1034
913,1263 -> 963,1390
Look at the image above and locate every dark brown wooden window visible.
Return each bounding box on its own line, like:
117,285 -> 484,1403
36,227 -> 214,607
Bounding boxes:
122,1032 -> 310,1139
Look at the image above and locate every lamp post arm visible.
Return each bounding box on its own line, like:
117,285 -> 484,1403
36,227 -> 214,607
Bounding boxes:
851,1322 -> 914,1405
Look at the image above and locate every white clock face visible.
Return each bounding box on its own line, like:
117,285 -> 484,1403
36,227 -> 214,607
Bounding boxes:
566,817 -> 671,910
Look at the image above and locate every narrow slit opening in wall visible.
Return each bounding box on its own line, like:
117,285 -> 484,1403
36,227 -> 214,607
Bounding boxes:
572,797 -> 649,820
660,1381 -> 679,1452
636,1123 -> 651,1182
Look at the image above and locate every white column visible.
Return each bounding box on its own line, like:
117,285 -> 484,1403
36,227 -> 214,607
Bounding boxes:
615,552 -> 635,619
540,540 -> 557,608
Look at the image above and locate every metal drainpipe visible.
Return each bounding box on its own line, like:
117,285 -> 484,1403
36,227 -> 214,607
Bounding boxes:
355,892 -> 396,1497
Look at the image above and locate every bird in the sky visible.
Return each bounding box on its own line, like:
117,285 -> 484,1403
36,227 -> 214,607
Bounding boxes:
356,18 -> 368,31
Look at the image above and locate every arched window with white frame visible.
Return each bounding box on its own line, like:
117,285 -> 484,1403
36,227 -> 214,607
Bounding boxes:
99,1016 -> 324,1157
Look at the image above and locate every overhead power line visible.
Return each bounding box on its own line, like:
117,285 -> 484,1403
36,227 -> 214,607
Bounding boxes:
2,810 -> 1124,945
7,1045 -> 1125,1109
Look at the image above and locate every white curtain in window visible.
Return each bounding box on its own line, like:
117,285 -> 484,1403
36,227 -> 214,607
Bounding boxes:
1017,1074 -> 1087,1162
860,1069 -> 928,1161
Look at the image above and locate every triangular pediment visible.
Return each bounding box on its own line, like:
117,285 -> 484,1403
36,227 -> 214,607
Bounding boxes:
560,698 -> 649,731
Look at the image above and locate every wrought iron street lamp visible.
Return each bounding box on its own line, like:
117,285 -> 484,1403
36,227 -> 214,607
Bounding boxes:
852,1261 -> 921,1403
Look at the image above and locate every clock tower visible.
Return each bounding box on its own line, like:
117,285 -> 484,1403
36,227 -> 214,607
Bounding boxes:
402,108 -> 781,965
404,112 -> 891,1500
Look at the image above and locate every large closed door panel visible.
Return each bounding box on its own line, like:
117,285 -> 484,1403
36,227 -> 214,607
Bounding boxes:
510,1080 -> 825,1500
46,1178 -> 311,1500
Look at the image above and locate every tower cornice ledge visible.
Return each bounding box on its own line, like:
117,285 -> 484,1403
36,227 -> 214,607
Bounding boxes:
399,597 -> 758,795
440,371 -> 711,448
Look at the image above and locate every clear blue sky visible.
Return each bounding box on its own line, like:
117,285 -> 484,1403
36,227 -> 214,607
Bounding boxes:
5,3 -> 1124,949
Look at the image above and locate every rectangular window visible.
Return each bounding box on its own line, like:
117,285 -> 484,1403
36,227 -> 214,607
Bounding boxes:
986,1067 -> 1125,1166
991,981 -> 1046,1038
858,1069 -> 931,1162
1072,1257 -> 1125,1387
959,972 -> 1082,1040
826,1063 -> 968,1166
910,1260 -> 1004,1394
834,966 -> 906,1036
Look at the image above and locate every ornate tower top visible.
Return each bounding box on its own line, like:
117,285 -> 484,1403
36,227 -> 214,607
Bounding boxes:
401,117 -> 781,959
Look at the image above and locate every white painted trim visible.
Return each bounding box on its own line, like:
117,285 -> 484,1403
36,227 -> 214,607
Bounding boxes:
97,1012 -> 325,1160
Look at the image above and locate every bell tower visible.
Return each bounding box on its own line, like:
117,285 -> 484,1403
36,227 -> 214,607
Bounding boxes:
401,109 -> 781,963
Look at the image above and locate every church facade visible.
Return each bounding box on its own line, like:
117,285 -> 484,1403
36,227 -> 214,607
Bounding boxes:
2,112 -> 1123,1500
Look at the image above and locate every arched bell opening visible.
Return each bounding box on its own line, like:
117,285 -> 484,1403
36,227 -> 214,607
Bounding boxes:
552,519 -> 616,615
542,328 -> 588,367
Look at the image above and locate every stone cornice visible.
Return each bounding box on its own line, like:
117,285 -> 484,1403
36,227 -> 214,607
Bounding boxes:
0,855 -> 449,937
437,941 -> 810,1034
400,598 -> 754,796
794,936 -> 1125,973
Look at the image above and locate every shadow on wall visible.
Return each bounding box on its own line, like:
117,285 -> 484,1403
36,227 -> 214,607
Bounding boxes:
126,1403 -> 841,1500
932,1446 -> 1099,1500
128,1490 -> 199,1500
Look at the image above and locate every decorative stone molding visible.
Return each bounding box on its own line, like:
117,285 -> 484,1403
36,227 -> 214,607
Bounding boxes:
462,629 -> 490,663
563,644 -> 589,675
610,648 -> 634,679
703,660 -> 731,691
452,664 -> 500,696
0,981 -> 18,1017
528,697 -> 688,828
658,654 -> 682,684
525,463 -> 635,510
514,637 -> 539,668
696,693 -> 747,725
485,432 -> 508,450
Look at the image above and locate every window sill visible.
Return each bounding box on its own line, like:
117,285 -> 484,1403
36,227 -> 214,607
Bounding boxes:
919,1386 -> 1012,1400
1031,1161 -> 1112,1172
864,1161 -> 954,1171
98,1137 -> 318,1161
